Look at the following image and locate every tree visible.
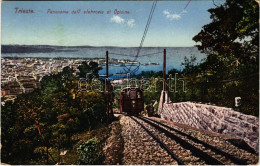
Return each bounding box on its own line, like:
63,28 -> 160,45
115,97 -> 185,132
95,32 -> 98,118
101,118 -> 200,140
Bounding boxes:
1,101 -> 17,162
77,61 -> 102,79
193,0 -> 259,77
1,62 -> 106,164
191,0 -> 259,115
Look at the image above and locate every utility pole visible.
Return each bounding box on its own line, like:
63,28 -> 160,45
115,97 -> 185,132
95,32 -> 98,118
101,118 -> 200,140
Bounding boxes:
58,147 -> 60,164
141,78 -> 143,90
163,49 -> 166,104
106,51 -> 109,121
119,89 -> 122,113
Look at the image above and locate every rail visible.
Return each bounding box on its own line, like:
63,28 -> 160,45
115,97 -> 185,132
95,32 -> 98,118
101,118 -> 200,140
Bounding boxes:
129,116 -> 185,165
141,116 -> 248,165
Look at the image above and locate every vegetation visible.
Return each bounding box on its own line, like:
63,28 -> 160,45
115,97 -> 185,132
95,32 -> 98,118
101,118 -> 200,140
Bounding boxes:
1,0 -> 258,164
139,0 -> 259,116
77,138 -> 104,165
190,0 -> 258,116
1,62 -> 108,164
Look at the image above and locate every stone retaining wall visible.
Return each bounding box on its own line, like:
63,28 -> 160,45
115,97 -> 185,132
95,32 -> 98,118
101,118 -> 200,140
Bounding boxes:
158,92 -> 259,152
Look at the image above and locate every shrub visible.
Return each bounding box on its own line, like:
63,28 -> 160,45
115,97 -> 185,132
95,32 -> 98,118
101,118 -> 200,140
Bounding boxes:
77,138 -> 104,165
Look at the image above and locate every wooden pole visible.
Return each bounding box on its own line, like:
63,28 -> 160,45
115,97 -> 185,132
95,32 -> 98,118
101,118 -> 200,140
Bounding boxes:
163,49 -> 166,104
141,78 -> 143,90
106,51 -> 109,121
120,89 -> 122,113
58,147 -> 60,164
46,146 -> 49,164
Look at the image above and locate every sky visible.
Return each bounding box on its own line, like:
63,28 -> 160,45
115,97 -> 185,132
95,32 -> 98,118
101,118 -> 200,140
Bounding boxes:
1,1 -> 224,47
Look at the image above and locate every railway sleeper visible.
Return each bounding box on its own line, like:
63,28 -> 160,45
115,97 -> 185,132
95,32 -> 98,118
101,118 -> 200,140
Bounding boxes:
137,116 -> 225,165
142,116 -> 248,165
129,116 -> 185,165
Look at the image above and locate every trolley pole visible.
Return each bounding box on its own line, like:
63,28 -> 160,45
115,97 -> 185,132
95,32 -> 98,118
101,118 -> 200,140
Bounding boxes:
106,51 -> 109,121
163,49 -> 166,104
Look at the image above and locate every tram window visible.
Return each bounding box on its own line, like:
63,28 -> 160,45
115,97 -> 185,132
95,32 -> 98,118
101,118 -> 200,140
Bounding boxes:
137,92 -> 141,98
130,91 -> 136,99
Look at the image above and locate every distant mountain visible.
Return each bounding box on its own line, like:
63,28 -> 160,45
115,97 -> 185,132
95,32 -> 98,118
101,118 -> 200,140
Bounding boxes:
1,45 -> 93,53
1,45 -> 195,53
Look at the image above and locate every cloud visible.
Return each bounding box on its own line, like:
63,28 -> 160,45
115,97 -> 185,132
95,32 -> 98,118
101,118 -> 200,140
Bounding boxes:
127,19 -> 135,28
163,10 -> 187,21
110,15 -> 135,28
163,10 -> 170,15
181,10 -> 187,14
110,15 -> 125,24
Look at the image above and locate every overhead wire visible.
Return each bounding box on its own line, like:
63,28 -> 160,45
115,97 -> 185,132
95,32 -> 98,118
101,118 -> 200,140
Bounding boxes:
184,0 -> 192,10
109,52 -> 133,57
141,51 -> 164,57
109,51 -> 163,57
109,0 -> 192,75
126,0 -> 158,74
127,0 -> 192,75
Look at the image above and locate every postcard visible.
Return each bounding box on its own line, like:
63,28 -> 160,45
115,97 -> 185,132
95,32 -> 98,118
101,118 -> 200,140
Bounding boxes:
1,0 -> 259,165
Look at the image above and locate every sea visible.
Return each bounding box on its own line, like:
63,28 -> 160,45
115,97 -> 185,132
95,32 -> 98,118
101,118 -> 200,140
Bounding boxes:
1,46 -> 206,76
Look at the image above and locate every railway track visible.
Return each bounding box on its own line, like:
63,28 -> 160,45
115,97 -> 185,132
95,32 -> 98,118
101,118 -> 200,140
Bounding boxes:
130,116 -> 250,165
130,116 -> 185,165
141,116 -> 248,164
